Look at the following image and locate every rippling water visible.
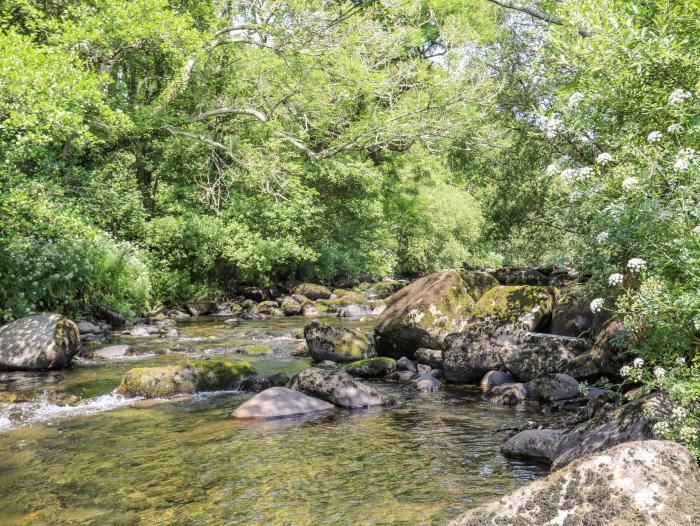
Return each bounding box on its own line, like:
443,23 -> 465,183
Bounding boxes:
0,316 -> 552,525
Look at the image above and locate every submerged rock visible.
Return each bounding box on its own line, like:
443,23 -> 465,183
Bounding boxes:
230,387 -> 334,420
409,373 -> 442,392
482,383 -> 527,405
304,321 -> 374,363
346,357 -> 397,378
525,373 -> 580,402
501,429 -> 563,464
479,370 -> 513,390
118,359 -> 255,398
449,440 -> 700,526
92,344 -> 134,359
551,391 -> 672,469
289,367 -> 393,408
374,271 -> 498,358
0,313 -> 80,370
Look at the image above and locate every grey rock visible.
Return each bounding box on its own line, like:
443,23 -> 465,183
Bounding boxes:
416,363 -> 431,375
93,345 -> 133,359
414,348 -> 443,368
479,370 -> 513,390
397,356 -> 417,372
493,267 -> 550,286
409,373 -> 442,392
230,387 -> 334,419
337,303 -> 372,318
289,367 -> 393,408
384,370 -> 415,382
183,299 -> 218,316
346,357 -> 397,378
77,320 -> 102,335
0,313 -> 80,370
240,373 -> 290,392
501,428 -> 564,464
449,440 -> 700,525
525,373 -> 580,402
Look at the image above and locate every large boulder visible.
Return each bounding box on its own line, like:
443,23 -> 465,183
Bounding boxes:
374,271 -> 498,358
346,357 -> 397,378
280,296 -> 302,316
0,313 -> 80,370
230,387 -> 334,420
443,328 -> 593,383
370,280 -> 405,299
551,392 -> 672,469
501,429 -> 563,464
291,283 -> 332,301
414,348 -> 443,368
449,441 -> 700,526
550,286 -> 593,337
471,285 -> 557,332
303,321 -> 374,363
118,359 -> 255,398
288,367 -> 393,408
525,373 -> 580,402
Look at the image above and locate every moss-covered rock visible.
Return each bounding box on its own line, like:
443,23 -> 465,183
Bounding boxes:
374,271 -> 498,358
291,294 -> 313,306
472,285 -> 557,331
280,296 -> 302,316
291,283 -> 332,300
304,321 -> 374,362
250,300 -> 280,315
118,359 -> 255,397
346,357 -> 397,378
317,292 -> 366,308
371,280 -> 405,298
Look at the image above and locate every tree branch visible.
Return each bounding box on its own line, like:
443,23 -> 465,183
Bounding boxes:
163,125 -> 230,151
486,0 -> 591,37
191,107 -> 268,123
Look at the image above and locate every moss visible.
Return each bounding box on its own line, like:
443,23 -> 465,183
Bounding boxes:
328,330 -> 371,359
348,356 -> 396,368
240,343 -> 273,356
472,285 -> 556,324
318,292 -> 365,307
291,283 -> 332,300
347,356 -> 397,377
190,358 -> 256,390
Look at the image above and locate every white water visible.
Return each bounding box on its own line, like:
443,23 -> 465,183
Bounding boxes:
0,391 -> 141,432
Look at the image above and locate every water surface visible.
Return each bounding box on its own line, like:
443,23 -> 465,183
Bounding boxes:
0,316 -> 552,525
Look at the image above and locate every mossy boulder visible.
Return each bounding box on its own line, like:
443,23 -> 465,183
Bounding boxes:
374,271 -> 498,358
280,296 -> 302,316
289,367 -> 394,408
317,292 -> 365,308
118,359 -> 256,398
291,283 -> 332,300
371,280 -> 405,298
472,285 -> 557,332
304,321 -> 374,362
250,300 -> 279,315
291,294 -> 313,306
346,357 -> 397,378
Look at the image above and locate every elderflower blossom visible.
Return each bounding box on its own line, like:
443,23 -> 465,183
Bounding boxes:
647,130 -> 663,143
634,357 -> 645,367
590,298 -> 604,313
676,357 -> 686,365
653,421 -> 670,435
576,167 -> 593,180
560,168 -> 577,182
693,225 -> 700,235
568,92 -> 584,108
668,88 -> 692,105
667,123 -> 683,134
679,426 -> 698,442
619,365 -> 631,377
622,177 -> 639,191
596,231 -> 609,243
673,148 -> 697,172
627,258 -> 646,273
653,366 -> 666,378
672,407 -> 689,421
608,273 -> 624,286
596,152 -> 613,165
546,163 -> 560,176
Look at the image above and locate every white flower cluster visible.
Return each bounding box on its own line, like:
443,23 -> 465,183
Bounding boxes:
673,148 -> 697,172
622,177 -> 639,192
568,92 -> 584,108
634,357 -> 645,367
596,152 -> 613,165
546,163 -> 559,176
668,88 -> 692,105
667,123 -> 682,134
679,426 -> 699,442
672,407 -> 689,421
653,366 -> 666,379
647,130 -> 663,143
693,226 -> 700,235
676,357 -> 686,365
608,273 -> 624,286
590,297 -> 604,313
653,421 -> 669,435
620,365 -> 631,377
627,258 -> 646,273
596,231 -> 609,243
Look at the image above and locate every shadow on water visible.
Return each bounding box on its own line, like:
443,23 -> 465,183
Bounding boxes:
0,316 -> 553,526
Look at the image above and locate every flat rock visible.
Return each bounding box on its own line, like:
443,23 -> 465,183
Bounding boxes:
93,345 -> 133,359
501,429 -> 563,464
230,387 -> 334,419
289,367 -> 393,408
525,373 -> 580,402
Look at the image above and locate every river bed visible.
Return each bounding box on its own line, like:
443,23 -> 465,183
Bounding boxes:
0,316 -> 553,525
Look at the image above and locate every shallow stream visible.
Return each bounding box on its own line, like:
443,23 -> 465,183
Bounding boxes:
0,316 -> 553,525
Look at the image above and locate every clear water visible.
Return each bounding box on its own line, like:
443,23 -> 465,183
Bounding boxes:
0,316 -> 552,525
